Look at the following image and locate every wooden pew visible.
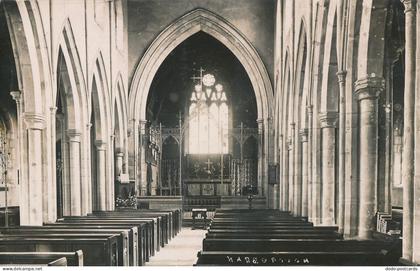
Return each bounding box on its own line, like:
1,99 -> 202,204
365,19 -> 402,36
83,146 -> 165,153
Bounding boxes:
90,211 -> 169,245
41,224 -> 141,266
205,232 -> 343,240
208,227 -> 339,234
195,250 -> 398,266
57,217 -> 156,259
202,238 -> 399,253
0,251 -> 83,266
0,234 -> 119,266
0,227 -> 132,266
50,220 -> 150,265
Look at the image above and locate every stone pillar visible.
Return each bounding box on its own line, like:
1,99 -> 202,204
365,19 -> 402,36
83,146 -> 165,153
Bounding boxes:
95,140 -> 107,211
115,149 -> 124,180
307,106 -> 313,220
23,113 -> 45,225
337,70 -> 347,233
115,149 -> 124,199
402,0 -> 416,262
288,123 -> 295,212
319,112 -> 338,226
139,120 -> 147,196
300,129 -> 309,217
10,91 -> 23,219
282,136 -> 289,210
85,123 -> 93,213
355,76 -> 384,239
67,129 -> 82,215
48,107 -> 57,221
293,125 -> 302,216
257,119 -> 264,196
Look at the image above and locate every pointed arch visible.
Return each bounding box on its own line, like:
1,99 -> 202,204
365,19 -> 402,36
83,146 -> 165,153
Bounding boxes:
91,51 -> 111,142
320,3 -> 339,113
129,8 -> 273,122
113,73 -> 128,151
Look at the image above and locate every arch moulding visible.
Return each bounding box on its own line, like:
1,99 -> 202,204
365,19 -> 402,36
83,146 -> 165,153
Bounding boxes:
128,8 -> 273,122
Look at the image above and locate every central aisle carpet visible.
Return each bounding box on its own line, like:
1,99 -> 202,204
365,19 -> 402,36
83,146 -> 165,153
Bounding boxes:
146,228 -> 206,266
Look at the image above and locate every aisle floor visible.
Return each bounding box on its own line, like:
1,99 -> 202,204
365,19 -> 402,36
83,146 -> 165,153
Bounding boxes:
146,228 -> 206,266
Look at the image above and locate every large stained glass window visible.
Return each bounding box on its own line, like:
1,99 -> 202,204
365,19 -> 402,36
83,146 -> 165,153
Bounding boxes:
188,73 -> 228,154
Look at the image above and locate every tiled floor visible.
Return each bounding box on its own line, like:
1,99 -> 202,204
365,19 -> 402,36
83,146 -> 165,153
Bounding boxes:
146,228 -> 206,266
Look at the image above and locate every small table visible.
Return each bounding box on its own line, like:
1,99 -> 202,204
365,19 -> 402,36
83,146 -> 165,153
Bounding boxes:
192,208 -> 207,230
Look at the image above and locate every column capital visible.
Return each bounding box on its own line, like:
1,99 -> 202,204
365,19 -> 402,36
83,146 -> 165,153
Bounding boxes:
354,76 -> 384,101
115,151 -> 124,158
115,147 -> 125,154
290,122 -> 296,129
67,129 -> 81,142
23,113 -> 45,130
319,111 -> 338,128
307,105 -> 313,114
402,0 -> 416,13
336,70 -> 347,83
49,107 -> 57,114
299,128 -> 308,142
10,90 -> 22,103
95,140 -> 107,150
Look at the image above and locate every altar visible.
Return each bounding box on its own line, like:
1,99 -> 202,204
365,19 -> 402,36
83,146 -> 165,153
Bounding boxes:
184,154 -> 232,196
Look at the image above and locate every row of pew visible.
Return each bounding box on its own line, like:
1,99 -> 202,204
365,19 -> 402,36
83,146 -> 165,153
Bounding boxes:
0,208 -> 181,266
196,209 -> 402,266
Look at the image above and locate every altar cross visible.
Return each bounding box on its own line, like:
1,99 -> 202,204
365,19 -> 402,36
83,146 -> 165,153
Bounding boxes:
205,158 -> 213,174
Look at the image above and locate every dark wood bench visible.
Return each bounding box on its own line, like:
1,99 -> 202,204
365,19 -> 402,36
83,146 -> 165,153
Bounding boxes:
41,224 -> 142,266
90,211 -> 170,245
57,217 -> 156,259
0,227 -> 132,266
202,238 -> 400,253
208,227 -> 339,234
195,250 -> 398,266
0,251 -> 83,266
205,232 -> 343,240
0,234 -> 119,266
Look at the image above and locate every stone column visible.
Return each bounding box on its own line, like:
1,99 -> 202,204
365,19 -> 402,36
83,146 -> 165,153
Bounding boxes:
337,70 -> 347,233
288,123 -> 295,212
355,76 -> 384,239
320,112 -> 338,225
307,106 -> 313,220
48,107 -> 57,221
95,140 -> 107,210
293,125 -> 302,216
257,119 -> 264,196
10,91 -> 23,219
282,136 -> 289,210
139,120 -> 148,196
402,0 -> 416,262
67,129 -> 82,215
300,129 -> 309,217
115,149 -> 124,180
85,123 -> 93,213
115,149 -> 124,199
23,113 -> 45,225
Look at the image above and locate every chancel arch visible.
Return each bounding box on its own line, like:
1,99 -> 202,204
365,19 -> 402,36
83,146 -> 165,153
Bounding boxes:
129,8 -> 273,206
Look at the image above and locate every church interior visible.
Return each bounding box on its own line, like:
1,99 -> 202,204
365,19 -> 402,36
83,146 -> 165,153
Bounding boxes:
0,0 -> 419,266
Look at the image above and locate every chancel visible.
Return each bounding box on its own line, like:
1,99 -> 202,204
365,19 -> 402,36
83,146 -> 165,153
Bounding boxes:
0,0 -> 419,267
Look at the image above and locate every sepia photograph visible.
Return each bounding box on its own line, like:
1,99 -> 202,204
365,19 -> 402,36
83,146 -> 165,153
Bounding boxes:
0,0 -> 418,267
